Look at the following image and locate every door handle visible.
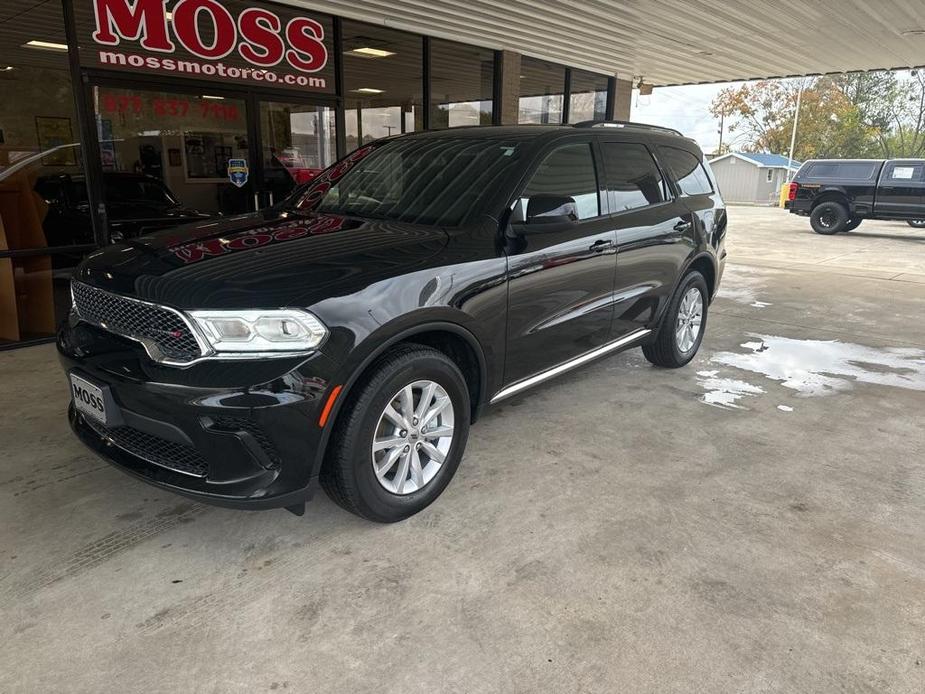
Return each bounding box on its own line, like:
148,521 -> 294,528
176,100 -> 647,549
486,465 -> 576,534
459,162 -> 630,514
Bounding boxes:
674,220 -> 693,232
589,239 -> 614,252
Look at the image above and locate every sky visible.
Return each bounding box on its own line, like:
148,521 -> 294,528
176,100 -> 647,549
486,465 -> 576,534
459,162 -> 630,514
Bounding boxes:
630,81 -> 747,154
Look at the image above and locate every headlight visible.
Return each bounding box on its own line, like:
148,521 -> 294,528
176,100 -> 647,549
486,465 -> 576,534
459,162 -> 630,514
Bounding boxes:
188,309 -> 328,354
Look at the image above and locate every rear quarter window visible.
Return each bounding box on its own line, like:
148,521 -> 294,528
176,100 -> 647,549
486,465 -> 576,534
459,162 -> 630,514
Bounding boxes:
659,146 -> 713,196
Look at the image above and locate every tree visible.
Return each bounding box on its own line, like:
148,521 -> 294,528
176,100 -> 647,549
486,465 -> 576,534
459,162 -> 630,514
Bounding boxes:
710,71 -> 925,159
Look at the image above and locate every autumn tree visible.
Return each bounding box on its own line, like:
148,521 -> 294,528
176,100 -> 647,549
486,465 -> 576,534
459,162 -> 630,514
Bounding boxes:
710,71 -> 925,159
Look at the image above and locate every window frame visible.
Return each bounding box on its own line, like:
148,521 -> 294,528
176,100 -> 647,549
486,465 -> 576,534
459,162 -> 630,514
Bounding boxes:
766,168 -> 774,183
507,135 -> 607,224
596,138 -> 675,216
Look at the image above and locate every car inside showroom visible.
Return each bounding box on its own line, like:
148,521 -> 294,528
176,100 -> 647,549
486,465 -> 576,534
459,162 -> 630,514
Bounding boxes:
1,1 -> 924,692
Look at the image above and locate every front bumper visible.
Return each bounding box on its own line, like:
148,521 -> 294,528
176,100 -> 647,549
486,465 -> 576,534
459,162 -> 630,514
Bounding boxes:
59,317 -> 341,509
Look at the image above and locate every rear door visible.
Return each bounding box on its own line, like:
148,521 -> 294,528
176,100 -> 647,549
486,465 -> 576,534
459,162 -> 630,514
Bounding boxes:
876,160 -> 925,218
503,138 -> 616,385
598,138 -> 695,337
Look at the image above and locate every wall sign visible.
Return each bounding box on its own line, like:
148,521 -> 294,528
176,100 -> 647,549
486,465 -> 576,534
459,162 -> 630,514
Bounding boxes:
76,0 -> 334,93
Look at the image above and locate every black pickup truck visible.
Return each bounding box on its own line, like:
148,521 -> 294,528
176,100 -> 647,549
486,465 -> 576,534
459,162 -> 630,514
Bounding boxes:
785,158 -> 925,234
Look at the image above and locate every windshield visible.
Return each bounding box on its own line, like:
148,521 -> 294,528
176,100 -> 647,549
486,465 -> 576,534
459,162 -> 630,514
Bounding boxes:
296,137 -> 523,226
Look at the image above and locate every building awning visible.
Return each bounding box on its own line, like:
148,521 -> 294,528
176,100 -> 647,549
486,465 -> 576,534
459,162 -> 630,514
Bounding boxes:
296,0 -> 925,85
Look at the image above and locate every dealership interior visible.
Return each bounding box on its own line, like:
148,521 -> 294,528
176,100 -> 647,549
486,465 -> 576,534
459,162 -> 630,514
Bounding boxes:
2,1 -> 925,692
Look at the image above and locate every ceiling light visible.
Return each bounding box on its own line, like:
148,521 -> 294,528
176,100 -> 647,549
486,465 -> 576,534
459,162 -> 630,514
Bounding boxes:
352,87 -> 384,94
24,40 -> 69,52
201,95 -> 225,100
349,47 -> 395,58
0,66 -> 14,72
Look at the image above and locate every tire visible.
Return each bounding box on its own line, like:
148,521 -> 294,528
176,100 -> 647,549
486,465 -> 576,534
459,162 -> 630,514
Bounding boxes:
843,218 -> 862,232
320,344 -> 470,523
643,270 -> 708,368
810,202 -> 849,234
908,220 -> 925,229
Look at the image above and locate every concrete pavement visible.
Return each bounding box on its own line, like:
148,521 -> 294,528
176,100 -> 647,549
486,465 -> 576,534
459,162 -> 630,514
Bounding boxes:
1,206 -> 923,693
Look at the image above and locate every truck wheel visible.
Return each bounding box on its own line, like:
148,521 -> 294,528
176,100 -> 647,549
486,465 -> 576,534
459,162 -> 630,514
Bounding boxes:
320,344 -> 470,523
843,218 -> 862,232
810,202 -> 849,234
908,220 -> 925,229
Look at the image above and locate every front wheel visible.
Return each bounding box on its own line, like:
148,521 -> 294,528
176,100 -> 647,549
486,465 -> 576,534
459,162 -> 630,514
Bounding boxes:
810,202 -> 849,234
643,270 -> 708,368
320,344 -> 470,522
908,219 -> 925,229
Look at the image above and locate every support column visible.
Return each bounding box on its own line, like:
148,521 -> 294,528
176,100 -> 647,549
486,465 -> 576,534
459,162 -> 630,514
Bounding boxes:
494,50 -> 522,125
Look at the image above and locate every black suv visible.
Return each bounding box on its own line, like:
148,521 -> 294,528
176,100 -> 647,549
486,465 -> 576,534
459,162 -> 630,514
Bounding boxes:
59,122 -> 726,522
786,158 -> 925,233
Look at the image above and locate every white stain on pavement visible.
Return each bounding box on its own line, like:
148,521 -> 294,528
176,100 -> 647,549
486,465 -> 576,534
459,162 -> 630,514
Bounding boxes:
711,334 -> 925,397
777,405 -> 794,412
696,370 -> 765,409
716,265 -> 775,308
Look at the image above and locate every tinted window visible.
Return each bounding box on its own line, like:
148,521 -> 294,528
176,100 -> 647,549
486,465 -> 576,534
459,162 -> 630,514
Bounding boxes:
311,137 -> 523,226
885,162 -> 925,181
807,162 -> 878,180
519,143 -> 600,220
601,143 -> 666,212
660,146 -> 713,195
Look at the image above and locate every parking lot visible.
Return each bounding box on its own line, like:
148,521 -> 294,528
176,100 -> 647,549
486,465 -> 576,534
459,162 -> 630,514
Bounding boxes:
1,206 -> 923,693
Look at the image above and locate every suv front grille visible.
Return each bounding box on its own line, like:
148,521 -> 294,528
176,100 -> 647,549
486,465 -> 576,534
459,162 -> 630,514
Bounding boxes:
85,418 -> 208,478
71,281 -> 203,363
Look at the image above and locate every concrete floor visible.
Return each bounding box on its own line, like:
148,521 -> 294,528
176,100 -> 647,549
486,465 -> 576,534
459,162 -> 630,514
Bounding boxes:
2,207 -> 924,693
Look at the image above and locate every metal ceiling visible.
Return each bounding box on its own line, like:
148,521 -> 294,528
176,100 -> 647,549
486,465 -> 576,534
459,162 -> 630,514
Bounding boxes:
288,0 -> 925,85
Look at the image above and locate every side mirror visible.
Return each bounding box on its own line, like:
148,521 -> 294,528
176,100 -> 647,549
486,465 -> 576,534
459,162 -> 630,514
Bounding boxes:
526,194 -> 579,225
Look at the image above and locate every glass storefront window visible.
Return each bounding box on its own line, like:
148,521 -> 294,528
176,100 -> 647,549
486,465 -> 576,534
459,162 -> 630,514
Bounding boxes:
260,102 -> 336,202
0,1 -> 90,251
342,21 -> 423,148
0,254 -> 76,345
430,39 -> 494,129
0,0 -> 87,346
93,87 -> 251,223
518,57 -> 565,125
569,69 -> 610,123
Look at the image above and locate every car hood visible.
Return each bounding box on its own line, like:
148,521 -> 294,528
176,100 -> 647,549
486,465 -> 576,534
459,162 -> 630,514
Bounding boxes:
74,209 -> 450,310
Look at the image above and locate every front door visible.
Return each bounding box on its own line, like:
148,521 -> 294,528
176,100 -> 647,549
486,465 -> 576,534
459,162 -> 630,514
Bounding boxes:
503,139 -> 616,385
877,160 -> 925,219
256,99 -> 338,208
92,84 -> 256,239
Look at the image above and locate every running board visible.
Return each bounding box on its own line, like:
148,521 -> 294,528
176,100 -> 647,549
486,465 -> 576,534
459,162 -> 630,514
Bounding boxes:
490,329 -> 651,404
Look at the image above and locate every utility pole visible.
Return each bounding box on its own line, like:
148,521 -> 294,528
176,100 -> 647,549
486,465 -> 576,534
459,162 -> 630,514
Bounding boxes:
787,82 -> 804,181
717,108 -> 725,154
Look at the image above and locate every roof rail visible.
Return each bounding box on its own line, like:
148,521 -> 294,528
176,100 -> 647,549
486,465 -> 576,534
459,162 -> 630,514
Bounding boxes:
571,120 -> 684,137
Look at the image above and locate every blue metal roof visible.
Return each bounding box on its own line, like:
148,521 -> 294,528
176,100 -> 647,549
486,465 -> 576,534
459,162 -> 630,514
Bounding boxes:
736,152 -> 801,168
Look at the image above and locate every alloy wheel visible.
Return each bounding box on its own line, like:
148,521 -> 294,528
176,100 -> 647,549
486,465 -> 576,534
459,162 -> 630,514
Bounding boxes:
371,380 -> 455,495
675,287 -> 704,353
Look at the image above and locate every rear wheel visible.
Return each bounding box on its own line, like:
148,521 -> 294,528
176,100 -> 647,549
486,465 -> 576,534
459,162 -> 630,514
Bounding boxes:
320,344 -> 470,522
908,219 -> 925,229
810,202 -> 849,234
843,218 -> 862,232
643,270 -> 708,368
